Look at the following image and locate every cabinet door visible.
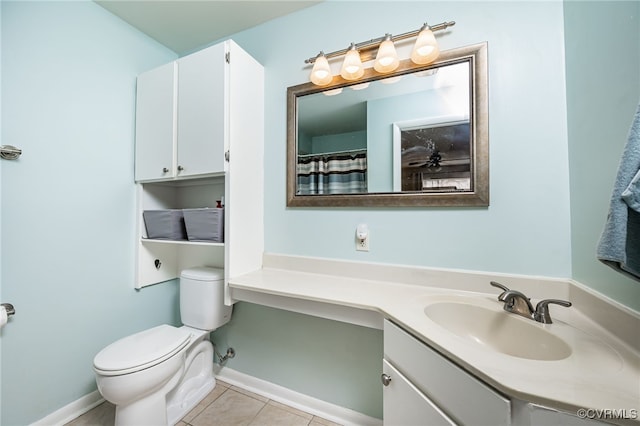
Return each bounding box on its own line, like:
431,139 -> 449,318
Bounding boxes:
384,320 -> 511,425
135,62 -> 176,182
177,43 -> 226,178
383,360 -> 456,426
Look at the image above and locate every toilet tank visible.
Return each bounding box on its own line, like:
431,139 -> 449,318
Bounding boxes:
180,267 -> 231,331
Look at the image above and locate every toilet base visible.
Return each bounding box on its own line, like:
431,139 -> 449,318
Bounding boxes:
113,361 -> 185,426
166,375 -> 215,425
166,339 -> 216,425
116,391 -> 168,426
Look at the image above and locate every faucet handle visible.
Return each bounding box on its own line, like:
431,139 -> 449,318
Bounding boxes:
490,281 -> 510,292
534,299 -> 572,324
490,281 -> 510,298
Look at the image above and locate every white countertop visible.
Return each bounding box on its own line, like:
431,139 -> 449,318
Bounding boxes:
228,254 -> 640,424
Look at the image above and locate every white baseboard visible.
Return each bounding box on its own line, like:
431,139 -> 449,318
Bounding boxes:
30,390 -> 104,426
215,366 -> 382,426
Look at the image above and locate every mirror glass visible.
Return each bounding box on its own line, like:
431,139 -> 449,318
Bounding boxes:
287,42 -> 488,207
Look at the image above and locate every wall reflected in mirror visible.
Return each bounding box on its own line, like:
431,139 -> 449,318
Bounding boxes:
287,42 -> 489,207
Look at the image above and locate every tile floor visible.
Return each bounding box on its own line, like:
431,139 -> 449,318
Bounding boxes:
65,380 -> 342,426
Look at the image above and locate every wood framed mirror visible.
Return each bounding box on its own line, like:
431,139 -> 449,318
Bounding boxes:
287,42 -> 488,207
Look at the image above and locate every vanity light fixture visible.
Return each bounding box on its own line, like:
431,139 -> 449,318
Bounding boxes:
374,34 -> 400,73
305,20 -> 455,86
310,52 -> 333,86
340,43 -> 365,81
411,23 -> 440,64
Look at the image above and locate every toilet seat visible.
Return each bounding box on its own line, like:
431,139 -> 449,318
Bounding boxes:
94,325 -> 192,376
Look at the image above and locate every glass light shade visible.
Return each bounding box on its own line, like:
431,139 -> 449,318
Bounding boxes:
310,54 -> 332,86
411,27 -> 440,65
374,38 -> 399,73
340,45 -> 364,81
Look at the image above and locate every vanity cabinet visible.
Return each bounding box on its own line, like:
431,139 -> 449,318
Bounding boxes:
134,40 -> 264,297
525,404 -> 610,426
383,320 -> 615,425
135,42 -> 227,182
383,319 -> 511,425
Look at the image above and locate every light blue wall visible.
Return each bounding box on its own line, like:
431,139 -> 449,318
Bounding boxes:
229,0 -> 572,279
212,303 -> 383,418
1,1 -> 179,424
310,130 -> 366,154
564,2 -> 640,310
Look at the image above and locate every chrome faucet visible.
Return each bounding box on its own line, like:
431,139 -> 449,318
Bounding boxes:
490,281 -> 572,324
491,281 -> 535,319
499,290 -> 535,319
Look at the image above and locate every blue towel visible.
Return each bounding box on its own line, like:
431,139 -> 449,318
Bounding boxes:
622,169 -> 640,212
597,103 -> 640,281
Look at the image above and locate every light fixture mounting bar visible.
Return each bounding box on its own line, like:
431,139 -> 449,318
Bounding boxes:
304,21 -> 455,64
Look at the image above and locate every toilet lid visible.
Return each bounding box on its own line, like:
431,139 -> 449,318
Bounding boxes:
93,325 -> 191,376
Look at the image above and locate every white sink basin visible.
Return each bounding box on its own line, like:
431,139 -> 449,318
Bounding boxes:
424,300 -> 572,361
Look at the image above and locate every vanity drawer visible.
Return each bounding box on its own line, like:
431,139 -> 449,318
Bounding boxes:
384,319 -> 511,425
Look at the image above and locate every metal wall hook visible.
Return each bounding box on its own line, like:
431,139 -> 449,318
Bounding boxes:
0,145 -> 22,160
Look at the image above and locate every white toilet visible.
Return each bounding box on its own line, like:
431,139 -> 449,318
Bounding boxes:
93,267 -> 231,426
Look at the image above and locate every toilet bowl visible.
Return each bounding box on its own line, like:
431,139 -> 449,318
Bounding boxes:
93,267 -> 231,426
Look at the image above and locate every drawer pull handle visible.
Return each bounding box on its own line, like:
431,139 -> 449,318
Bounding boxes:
381,373 -> 392,386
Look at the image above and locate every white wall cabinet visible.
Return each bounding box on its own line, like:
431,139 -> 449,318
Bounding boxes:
134,40 -> 264,299
135,43 -> 227,182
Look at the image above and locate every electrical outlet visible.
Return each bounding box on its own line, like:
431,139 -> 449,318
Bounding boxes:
356,235 -> 369,251
356,224 -> 369,252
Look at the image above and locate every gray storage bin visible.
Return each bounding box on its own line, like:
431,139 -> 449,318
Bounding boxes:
183,208 -> 224,242
143,209 -> 187,240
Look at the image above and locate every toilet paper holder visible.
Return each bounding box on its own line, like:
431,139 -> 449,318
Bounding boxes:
1,303 -> 15,316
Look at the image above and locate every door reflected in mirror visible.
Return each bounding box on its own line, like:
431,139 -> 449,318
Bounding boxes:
287,42 -> 488,207
393,115 -> 470,192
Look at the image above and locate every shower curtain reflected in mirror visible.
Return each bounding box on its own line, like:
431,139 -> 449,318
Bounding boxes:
297,151 -> 367,195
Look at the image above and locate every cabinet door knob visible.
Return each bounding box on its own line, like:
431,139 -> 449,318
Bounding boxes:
162,167 -> 169,173
381,373 -> 392,386
177,165 -> 184,172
